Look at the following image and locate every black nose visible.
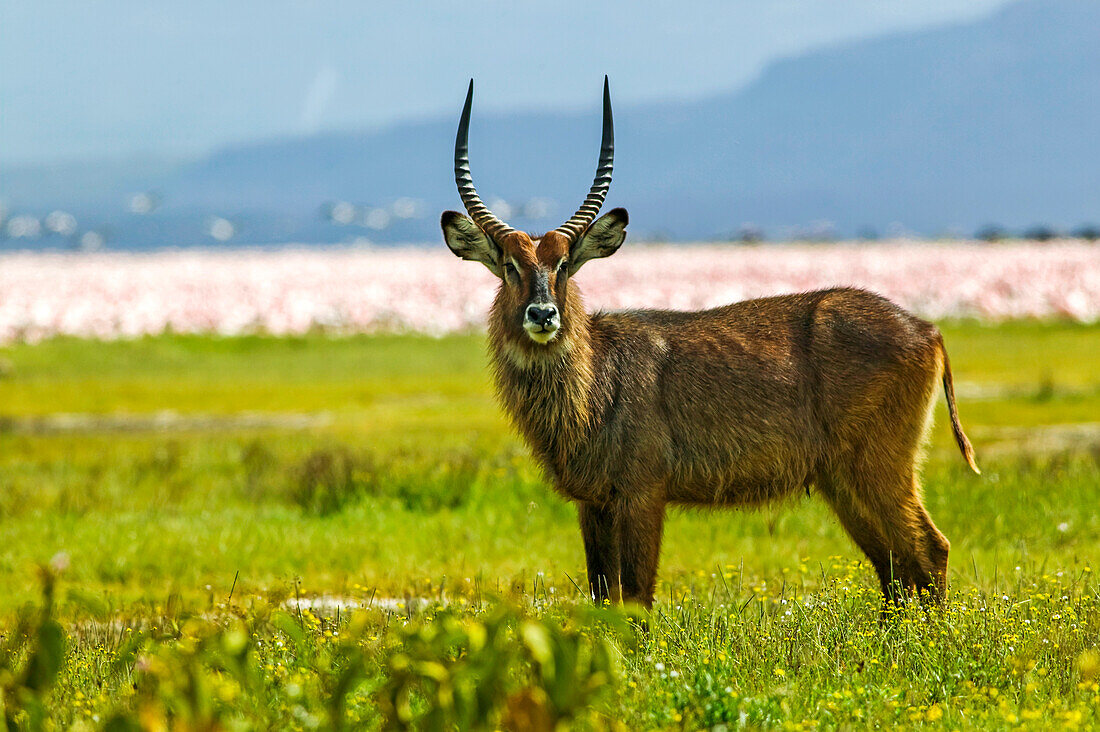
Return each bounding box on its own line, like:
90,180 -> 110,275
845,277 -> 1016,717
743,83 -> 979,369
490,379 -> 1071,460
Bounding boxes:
526,304 -> 558,326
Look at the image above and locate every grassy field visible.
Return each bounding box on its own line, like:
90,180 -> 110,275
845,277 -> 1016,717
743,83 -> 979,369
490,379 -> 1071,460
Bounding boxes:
0,322 -> 1098,729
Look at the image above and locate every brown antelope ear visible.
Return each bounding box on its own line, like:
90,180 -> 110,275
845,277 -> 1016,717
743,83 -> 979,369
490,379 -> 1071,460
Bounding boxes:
569,208 -> 628,275
441,211 -> 502,277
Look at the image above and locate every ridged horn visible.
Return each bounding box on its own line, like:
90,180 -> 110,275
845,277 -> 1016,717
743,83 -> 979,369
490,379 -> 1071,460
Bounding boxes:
555,76 -> 615,241
454,79 -> 515,241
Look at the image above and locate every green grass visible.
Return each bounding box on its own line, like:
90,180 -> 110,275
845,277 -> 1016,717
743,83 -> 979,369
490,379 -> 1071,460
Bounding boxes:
1,321 -> 1098,729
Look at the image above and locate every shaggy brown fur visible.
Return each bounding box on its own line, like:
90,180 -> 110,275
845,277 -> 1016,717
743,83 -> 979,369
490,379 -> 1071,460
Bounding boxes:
443,211 -> 979,608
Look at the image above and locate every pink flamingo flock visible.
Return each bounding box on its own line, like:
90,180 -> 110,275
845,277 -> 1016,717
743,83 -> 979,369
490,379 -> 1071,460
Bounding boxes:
1,242 -> 1096,343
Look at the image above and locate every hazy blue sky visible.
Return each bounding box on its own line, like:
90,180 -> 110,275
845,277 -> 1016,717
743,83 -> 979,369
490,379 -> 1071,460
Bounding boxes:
1,1 -> 1011,165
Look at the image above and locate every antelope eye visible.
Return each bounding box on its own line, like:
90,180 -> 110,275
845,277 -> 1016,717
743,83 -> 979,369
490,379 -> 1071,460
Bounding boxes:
504,263 -> 518,278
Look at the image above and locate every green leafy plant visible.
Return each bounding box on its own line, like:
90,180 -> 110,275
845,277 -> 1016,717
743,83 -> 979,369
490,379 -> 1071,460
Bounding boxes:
377,605 -> 626,731
0,563 -> 66,732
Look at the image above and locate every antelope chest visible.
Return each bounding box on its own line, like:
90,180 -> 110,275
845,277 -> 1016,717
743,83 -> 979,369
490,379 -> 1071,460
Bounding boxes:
549,466 -> 613,504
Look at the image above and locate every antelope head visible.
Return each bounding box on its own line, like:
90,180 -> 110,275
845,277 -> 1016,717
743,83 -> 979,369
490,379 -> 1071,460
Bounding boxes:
441,78 -> 628,347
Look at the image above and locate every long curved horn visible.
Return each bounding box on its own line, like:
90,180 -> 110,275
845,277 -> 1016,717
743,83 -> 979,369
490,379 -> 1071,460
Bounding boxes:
555,76 -> 614,241
454,80 -> 515,241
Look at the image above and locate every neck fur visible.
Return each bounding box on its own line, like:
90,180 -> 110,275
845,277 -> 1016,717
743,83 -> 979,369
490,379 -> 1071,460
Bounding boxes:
487,287 -> 596,474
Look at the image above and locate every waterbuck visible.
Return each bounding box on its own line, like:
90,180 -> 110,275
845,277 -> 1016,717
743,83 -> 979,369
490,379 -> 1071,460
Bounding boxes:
441,78 -> 980,608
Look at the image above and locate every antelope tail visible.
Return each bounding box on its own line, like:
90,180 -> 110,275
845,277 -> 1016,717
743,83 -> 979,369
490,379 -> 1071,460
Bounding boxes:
939,340 -> 980,474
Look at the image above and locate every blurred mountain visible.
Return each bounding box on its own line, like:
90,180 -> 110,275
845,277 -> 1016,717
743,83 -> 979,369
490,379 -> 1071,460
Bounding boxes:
3,0 -> 1097,247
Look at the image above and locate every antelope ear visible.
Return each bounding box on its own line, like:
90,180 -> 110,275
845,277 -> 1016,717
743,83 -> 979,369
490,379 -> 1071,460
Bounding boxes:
569,208 -> 628,275
441,211 -> 502,277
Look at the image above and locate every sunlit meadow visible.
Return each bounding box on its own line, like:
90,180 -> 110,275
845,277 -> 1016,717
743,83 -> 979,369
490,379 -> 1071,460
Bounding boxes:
0,242 -> 1098,729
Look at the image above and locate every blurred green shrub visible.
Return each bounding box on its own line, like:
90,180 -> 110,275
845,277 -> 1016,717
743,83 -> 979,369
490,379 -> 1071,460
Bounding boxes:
96,601 -> 624,731
278,446 -> 485,516
377,605 -> 627,731
289,446 -> 361,515
0,566 -> 630,730
0,564 -> 66,731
